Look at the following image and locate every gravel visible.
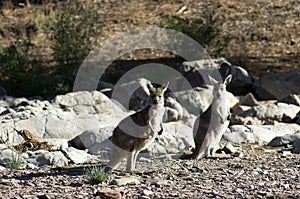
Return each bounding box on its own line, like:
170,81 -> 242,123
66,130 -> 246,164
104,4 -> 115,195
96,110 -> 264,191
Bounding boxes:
0,144 -> 299,198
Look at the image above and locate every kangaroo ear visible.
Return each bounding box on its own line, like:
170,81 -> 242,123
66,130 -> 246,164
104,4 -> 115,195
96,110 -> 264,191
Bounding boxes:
224,74 -> 232,85
146,81 -> 154,90
162,82 -> 169,92
208,75 -> 218,84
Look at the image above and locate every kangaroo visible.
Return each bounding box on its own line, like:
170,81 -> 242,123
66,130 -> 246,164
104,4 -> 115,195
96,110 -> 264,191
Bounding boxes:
181,74 -> 232,159
107,81 -> 168,172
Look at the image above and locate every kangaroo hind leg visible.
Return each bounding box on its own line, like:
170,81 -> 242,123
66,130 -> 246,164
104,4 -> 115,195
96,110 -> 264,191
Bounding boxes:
107,146 -> 129,170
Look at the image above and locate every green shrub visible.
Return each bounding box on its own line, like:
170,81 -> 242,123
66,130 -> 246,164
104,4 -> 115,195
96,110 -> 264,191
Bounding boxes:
0,40 -> 51,97
3,153 -> 23,169
0,0 -> 103,98
160,12 -> 229,56
84,166 -> 107,185
48,0 -> 102,94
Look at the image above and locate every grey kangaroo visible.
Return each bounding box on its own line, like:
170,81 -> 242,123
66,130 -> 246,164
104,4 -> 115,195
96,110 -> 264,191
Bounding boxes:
181,74 -> 232,159
107,81 -> 168,172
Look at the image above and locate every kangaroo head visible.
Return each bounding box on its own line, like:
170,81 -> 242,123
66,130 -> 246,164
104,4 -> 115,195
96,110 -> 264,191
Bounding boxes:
209,75 -> 232,98
146,81 -> 169,106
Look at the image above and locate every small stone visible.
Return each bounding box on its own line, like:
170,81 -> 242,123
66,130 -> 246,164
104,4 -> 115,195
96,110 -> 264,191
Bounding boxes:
61,147 -> 93,164
155,180 -> 170,186
235,188 -> 243,193
95,189 -> 122,199
222,142 -> 238,154
281,150 -> 292,157
142,190 -> 154,196
112,177 -> 140,186
209,153 -> 231,159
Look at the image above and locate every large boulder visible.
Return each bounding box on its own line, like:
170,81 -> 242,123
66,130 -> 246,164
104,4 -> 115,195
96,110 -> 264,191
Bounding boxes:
110,78 -> 149,111
238,102 -> 300,123
0,91 -> 123,143
68,126 -> 115,155
179,58 -> 222,88
221,64 -> 253,95
180,58 -> 253,95
174,86 -> 238,116
174,87 -> 212,116
53,91 -> 113,115
146,121 -> 194,154
254,69 -> 300,100
223,123 -> 300,144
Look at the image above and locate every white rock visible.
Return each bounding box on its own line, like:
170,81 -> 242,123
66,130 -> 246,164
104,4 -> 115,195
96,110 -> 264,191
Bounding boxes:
147,121 -> 194,154
44,138 -> 69,149
174,87 -> 237,116
0,148 -> 20,162
224,124 -> 300,144
61,147 -> 94,164
25,150 -> 69,167
112,177 -> 140,186
174,87 -> 212,116
44,113 -> 103,139
239,102 -> 300,123
69,126 -> 115,154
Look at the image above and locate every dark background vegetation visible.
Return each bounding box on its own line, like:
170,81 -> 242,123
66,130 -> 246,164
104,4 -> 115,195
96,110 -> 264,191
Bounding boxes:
0,0 -> 299,98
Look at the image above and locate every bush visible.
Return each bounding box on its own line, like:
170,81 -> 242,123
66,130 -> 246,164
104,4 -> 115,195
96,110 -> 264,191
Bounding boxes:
84,166 -> 107,185
3,153 -> 23,169
0,40 -> 51,97
160,11 -> 229,57
48,0 -> 102,94
0,0 -> 103,97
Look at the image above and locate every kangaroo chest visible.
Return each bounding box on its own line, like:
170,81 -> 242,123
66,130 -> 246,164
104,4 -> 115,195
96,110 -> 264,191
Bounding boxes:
210,99 -> 229,124
148,105 -> 165,132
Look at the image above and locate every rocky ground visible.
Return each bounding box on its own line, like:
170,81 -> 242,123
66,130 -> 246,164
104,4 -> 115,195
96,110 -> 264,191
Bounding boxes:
0,144 -> 299,199
0,1 -> 300,198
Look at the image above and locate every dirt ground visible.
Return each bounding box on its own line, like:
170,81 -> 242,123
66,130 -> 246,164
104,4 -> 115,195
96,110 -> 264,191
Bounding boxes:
0,144 -> 299,198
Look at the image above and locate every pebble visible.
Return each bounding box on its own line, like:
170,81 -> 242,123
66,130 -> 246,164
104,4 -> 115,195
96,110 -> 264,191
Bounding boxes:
142,190 -> 154,196
95,189 -> 122,199
112,177 -> 140,186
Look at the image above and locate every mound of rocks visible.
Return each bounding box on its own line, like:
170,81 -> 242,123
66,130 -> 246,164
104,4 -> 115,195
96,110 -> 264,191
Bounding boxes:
0,58 -> 299,169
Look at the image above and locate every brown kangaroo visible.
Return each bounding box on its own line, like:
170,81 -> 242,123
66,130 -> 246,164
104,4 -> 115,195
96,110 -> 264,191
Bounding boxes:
107,81 -> 168,171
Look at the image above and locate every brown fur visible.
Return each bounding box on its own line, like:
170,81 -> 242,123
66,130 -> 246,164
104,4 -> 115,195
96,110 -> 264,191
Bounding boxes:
111,106 -> 151,152
107,82 -> 168,172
